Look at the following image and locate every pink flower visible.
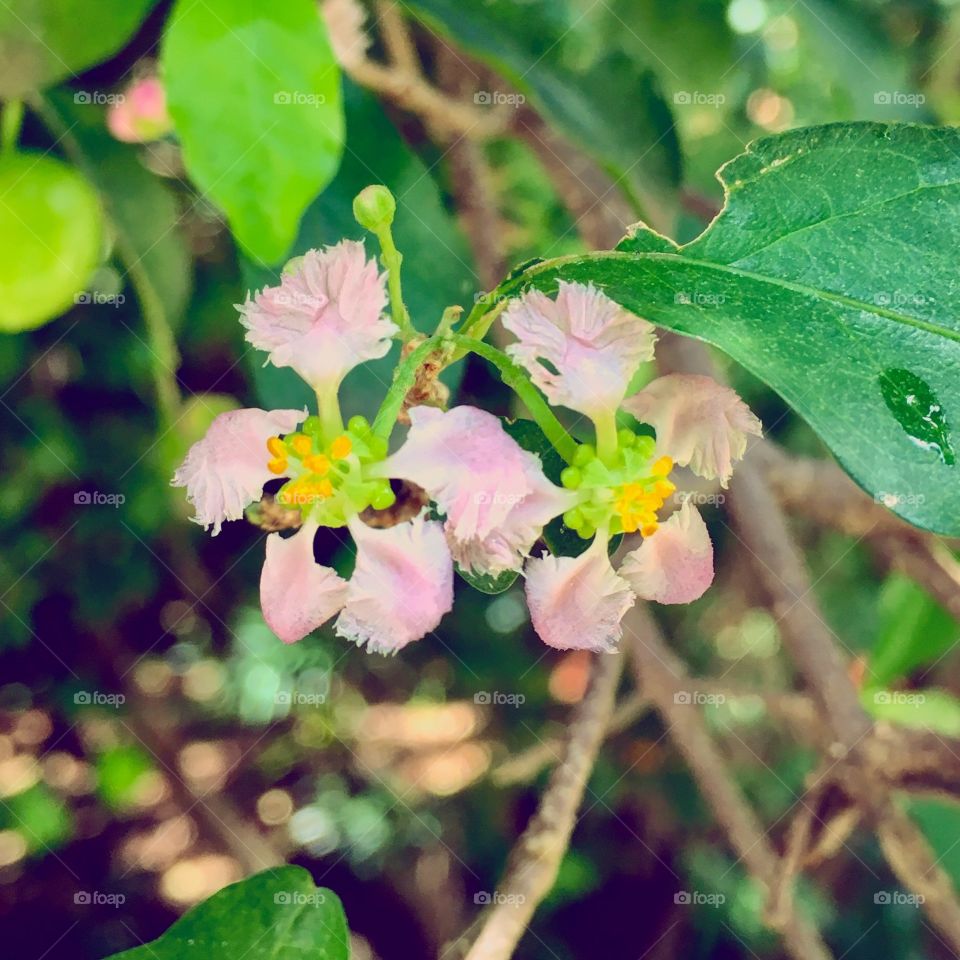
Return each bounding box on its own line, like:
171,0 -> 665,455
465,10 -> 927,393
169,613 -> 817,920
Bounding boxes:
623,374 -> 762,486
107,75 -> 172,143
619,501 -> 715,604
502,281 -> 656,421
172,407 -> 305,535
260,514 -> 453,650
336,515 -> 454,653
238,241 -> 393,392
381,406 -> 573,575
525,536 -> 635,652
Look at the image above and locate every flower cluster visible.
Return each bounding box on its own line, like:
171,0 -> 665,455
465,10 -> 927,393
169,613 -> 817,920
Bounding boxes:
173,191 -> 761,656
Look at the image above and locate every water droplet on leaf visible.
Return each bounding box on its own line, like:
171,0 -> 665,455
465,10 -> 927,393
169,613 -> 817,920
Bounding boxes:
879,368 -> 955,465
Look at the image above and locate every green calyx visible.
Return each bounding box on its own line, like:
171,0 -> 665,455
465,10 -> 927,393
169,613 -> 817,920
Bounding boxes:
560,432 -> 675,538
267,414 -> 395,528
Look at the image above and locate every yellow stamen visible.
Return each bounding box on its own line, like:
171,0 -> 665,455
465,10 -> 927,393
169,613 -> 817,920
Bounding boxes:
290,435 -> 312,457
266,436 -> 286,458
303,453 -> 330,476
653,479 -> 676,498
330,435 -> 352,459
641,521 -> 659,538
267,457 -> 288,475
651,456 -> 673,477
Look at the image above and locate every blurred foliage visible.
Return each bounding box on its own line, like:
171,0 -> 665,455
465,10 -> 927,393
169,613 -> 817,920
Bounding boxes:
2,1 -> 960,959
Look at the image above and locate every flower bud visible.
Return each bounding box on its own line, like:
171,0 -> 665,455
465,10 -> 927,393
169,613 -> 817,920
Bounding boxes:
353,185 -> 396,233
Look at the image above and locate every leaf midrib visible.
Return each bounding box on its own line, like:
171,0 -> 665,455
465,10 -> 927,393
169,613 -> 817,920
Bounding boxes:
525,250 -> 960,346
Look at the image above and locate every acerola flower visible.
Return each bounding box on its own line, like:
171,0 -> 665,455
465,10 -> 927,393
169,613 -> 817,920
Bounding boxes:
107,75 -> 172,143
622,374 -> 762,486
380,406 -> 573,576
238,241 -> 393,396
261,515 -> 453,653
498,281 -> 762,651
502,281 -> 656,424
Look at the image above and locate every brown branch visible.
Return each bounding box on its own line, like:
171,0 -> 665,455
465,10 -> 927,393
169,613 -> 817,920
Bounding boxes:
459,651 -> 623,960
625,604 -> 835,960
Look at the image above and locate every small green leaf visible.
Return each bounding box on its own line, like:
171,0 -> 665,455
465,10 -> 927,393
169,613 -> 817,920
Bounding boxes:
0,0 -> 158,99
863,687 -> 960,737
513,123 -> 960,535
868,574 -> 959,687
161,0 -> 345,264
456,564 -> 519,595
105,867 -> 349,959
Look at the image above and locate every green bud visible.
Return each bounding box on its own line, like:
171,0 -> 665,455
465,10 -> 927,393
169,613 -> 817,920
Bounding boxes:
634,435 -> 656,459
353,185 -> 396,233
617,427 -> 636,448
302,415 -> 323,437
367,435 -> 389,460
577,522 -> 596,540
348,414 -> 371,436
563,508 -> 584,530
370,484 -> 397,511
560,466 -> 582,489
572,443 -> 596,467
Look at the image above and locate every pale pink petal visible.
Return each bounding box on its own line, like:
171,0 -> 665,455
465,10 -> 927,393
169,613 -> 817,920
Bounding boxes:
502,281 -> 656,420
260,521 -> 348,644
335,514 -> 454,655
381,406 -> 573,575
107,76 -> 172,143
172,407 -> 305,535
321,0 -> 371,69
524,537 -> 635,652
619,502 -> 714,605
238,241 -> 394,391
623,374 -> 762,486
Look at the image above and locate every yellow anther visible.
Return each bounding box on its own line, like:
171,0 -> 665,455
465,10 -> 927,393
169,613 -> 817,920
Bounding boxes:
267,457 -> 288,475
641,521 -> 659,538
651,456 -> 673,477
330,435 -> 352,459
290,435 -> 312,457
621,515 -> 640,533
303,453 -> 330,476
653,479 -> 676,498
314,478 -> 333,498
266,436 -> 286,458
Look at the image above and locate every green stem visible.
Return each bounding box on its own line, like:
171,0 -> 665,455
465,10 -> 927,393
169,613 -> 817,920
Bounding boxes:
376,225 -> 414,340
1,100 -> 24,154
594,411 -> 618,465
372,334 -> 578,464
316,383 -> 344,439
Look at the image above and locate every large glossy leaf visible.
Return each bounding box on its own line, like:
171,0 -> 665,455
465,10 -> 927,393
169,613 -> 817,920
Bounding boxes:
161,0 -> 344,265
244,82 -> 475,419
401,0 -> 681,228
506,123 -> 960,535
0,0 -> 158,99
105,867 -> 348,959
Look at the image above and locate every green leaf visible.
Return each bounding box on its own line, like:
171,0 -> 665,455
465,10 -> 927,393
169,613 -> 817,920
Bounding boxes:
105,867 -> 349,959
868,574 -> 959,687
244,82 -> 475,418
513,123 -> 960,535
161,0 -> 344,264
38,91 -> 192,329
401,0 -> 681,228
863,687 -> 960,737
908,797 -> 960,897
0,0 -> 158,99
456,564 -> 519,595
